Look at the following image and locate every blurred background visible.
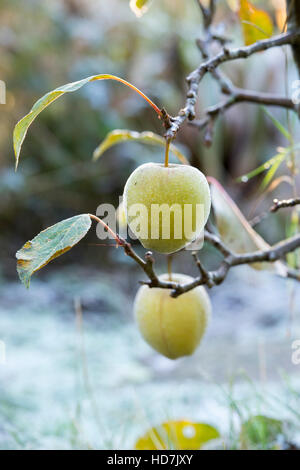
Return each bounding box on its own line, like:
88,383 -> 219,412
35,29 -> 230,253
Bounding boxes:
0,0 -> 299,450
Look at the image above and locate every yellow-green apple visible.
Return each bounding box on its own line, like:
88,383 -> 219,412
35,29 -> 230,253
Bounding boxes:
123,163 -> 211,254
116,200 -> 127,230
134,273 -> 211,359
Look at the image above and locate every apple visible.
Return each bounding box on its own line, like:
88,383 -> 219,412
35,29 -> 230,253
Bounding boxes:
123,163 -> 211,254
134,273 -> 211,359
116,200 -> 127,230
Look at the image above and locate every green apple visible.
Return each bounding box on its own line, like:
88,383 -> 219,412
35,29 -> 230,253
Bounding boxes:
134,273 -> 211,359
116,201 -> 127,230
123,163 -> 211,254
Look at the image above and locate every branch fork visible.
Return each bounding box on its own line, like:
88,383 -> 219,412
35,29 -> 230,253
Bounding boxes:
161,0 -> 300,142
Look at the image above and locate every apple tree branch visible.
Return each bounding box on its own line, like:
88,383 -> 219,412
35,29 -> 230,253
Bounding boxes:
161,1 -> 300,143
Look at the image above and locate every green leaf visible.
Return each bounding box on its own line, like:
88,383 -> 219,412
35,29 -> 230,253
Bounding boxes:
259,153 -> 285,190
130,0 -> 150,17
135,420 -> 220,450
261,107 -> 291,141
237,153 -> 285,183
237,141 -> 297,185
93,129 -> 189,165
240,415 -> 283,449
13,74 -> 160,169
16,214 -> 92,287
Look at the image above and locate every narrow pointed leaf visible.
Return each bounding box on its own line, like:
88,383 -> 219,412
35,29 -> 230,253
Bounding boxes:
16,214 -> 92,287
259,154 -> 285,190
237,153 -> 285,183
13,74 -> 160,169
208,177 -> 287,275
93,129 -> 189,165
261,107 -> 291,141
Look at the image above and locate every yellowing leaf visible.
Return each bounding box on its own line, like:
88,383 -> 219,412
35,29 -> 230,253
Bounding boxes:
93,129 -> 189,165
239,0 -> 273,45
135,420 -> 220,450
16,214 -> 92,287
130,0 -> 150,17
208,177 -> 287,275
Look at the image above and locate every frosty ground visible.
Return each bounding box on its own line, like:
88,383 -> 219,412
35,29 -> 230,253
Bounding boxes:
0,263 -> 299,449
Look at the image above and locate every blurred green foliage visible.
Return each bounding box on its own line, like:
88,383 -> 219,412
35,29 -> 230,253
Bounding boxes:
0,0 -> 299,276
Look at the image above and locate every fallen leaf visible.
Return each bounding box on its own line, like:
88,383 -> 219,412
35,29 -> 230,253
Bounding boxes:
135,420 -> 220,450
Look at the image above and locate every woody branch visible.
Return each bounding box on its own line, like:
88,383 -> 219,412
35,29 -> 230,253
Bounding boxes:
161,1 -> 300,143
89,214 -> 300,298
90,2 -> 300,298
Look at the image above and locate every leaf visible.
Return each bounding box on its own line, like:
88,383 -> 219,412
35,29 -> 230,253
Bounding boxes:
130,0 -> 150,17
93,129 -> 189,165
208,177 -> 287,275
240,415 -> 283,449
16,214 -> 92,287
261,107 -> 291,141
259,153 -> 285,190
237,153 -> 286,183
237,140 -> 299,186
13,74 -> 160,169
135,420 -> 220,450
239,0 -> 273,46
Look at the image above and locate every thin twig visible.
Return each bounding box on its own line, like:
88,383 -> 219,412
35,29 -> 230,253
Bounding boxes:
127,231 -> 300,296
270,197 -> 300,212
162,31 -> 300,140
89,214 -> 300,297
168,233 -> 300,297
87,5 -> 300,298
191,89 -> 297,132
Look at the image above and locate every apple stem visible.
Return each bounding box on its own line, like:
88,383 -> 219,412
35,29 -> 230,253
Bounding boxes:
89,214 -> 122,245
108,76 -> 162,116
167,254 -> 173,281
164,139 -> 171,167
